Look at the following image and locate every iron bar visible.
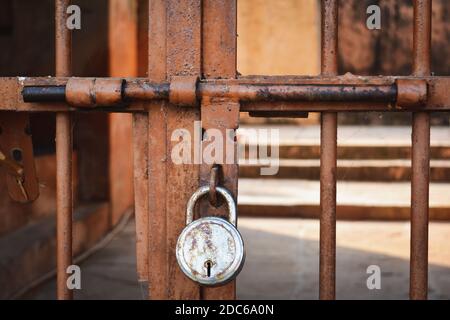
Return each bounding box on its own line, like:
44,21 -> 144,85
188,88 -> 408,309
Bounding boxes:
410,0 -> 431,300
147,0 -> 169,300
22,82 -> 398,104
12,75 -> 450,112
55,0 -> 73,301
133,113 -> 149,282
199,0 -> 239,300
319,0 -> 338,300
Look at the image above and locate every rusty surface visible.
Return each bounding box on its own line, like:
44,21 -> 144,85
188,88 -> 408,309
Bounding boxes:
0,113 -> 39,202
199,83 -> 397,102
55,0 -> 73,301
169,76 -> 199,106
13,75 -> 450,112
128,0 -> 150,285
125,79 -> 169,101
66,78 -> 124,107
208,164 -> 220,207
0,0 -> 446,302
147,0 -> 168,300
319,0 -> 338,301
92,78 -> 124,106
0,150 -> 23,177
200,0 -> 238,301
396,79 -> 428,108
165,0 -> 202,300
147,0 -> 203,300
22,79 -> 399,104
132,113 -> 148,282
410,0 -> 431,301
65,78 -> 93,107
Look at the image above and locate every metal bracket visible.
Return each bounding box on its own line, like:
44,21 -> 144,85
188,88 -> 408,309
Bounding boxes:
0,113 -> 39,203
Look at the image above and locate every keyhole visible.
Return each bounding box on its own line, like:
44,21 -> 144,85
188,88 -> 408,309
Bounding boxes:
204,260 -> 213,277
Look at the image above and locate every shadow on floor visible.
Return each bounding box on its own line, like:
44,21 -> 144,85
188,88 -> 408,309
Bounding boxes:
22,219 -> 450,300
238,226 -> 450,300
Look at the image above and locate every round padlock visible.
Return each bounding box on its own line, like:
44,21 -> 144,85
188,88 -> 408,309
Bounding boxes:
176,186 -> 245,286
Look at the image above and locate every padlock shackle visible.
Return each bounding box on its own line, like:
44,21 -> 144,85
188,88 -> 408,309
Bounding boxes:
186,186 -> 237,226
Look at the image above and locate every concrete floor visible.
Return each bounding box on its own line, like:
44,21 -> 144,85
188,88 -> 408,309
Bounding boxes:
25,218 -> 450,300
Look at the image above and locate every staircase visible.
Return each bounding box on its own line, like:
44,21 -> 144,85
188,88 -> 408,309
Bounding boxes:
237,125 -> 450,220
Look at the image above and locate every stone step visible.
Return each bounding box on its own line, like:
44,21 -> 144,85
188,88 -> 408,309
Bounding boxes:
239,159 -> 450,182
237,178 -> 450,220
0,202 -> 110,299
238,125 -> 450,159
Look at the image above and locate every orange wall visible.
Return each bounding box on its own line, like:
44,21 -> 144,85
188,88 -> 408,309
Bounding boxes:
238,0 -> 321,76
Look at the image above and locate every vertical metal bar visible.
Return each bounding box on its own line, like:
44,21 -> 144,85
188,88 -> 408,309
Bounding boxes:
147,0 -> 168,299
319,0 -> 338,300
200,0 -> 238,300
410,0 -> 431,300
165,0 -> 202,300
133,114 -> 149,282
55,0 -> 73,300
147,0 -> 169,300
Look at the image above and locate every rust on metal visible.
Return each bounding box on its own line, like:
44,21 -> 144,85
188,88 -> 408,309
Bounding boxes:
147,0 -> 203,300
55,0 -> 73,301
208,164 -> 221,207
199,0 -> 239,301
66,78 -> 124,107
410,0 -> 431,301
169,76 -> 199,106
133,113 -> 149,282
319,0 -> 338,301
147,0 -> 168,300
396,79 -> 428,108
91,78 -> 124,106
0,113 -> 39,202
164,0 -> 202,300
0,0 -> 445,302
125,79 -> 169,101
65,78 -> 93,107
16,75 -> 450,112
0,149 -> 23,177
199,82 -> 397,102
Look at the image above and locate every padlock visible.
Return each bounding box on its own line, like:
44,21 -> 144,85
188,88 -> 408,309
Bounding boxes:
176,185 -> 245,286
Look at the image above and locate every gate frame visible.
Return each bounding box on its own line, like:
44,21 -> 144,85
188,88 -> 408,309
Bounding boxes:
0,0 -> 440,300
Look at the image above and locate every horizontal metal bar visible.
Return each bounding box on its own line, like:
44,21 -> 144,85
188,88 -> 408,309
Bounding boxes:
22,86 -> 66,102
2,75 -> 450,112
22,83 -> 397,104
200,83 -> 397,102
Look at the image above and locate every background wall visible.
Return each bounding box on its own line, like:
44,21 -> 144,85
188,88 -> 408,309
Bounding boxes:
237,0 -> 450,125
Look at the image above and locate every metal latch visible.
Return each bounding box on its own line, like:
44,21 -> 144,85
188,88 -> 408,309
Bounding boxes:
0,113 -> 39,203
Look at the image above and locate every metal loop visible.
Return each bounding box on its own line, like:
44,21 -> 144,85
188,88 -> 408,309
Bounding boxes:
208,164 -> 220,206
186,186 -> 236,226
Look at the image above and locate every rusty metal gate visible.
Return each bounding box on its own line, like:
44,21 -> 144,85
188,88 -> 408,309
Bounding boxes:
0,0 -> 445,300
